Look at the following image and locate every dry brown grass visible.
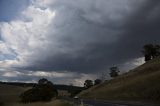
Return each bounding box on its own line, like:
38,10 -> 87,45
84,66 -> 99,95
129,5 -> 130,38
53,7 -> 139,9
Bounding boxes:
79,57 -> 160,102
0,84 -> 71,106
0,84 -> 29,104
4,100 -> 71,106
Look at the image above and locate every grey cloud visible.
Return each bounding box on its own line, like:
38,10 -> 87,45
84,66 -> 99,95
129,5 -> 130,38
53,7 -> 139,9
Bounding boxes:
23,0 -> 160,73
2,0 -> 160,75
0,69 -> 93,86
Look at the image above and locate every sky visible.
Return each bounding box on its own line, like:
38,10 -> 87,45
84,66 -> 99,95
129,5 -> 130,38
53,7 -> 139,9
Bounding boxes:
0,0 -> 160,86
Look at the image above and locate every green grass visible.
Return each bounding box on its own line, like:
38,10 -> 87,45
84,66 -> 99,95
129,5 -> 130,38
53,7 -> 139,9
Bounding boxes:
79,57 -> 160,102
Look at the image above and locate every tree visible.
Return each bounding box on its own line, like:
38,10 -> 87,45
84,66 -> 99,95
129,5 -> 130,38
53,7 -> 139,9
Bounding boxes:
38,78 -> 48,85
109,66 -> 120,78
20,78 -> 58,103
99,72 -> 107,82
153,45 -> 160,57
142,44 -> 160,61
94,79 -> 102,85
84,80 -> 93,89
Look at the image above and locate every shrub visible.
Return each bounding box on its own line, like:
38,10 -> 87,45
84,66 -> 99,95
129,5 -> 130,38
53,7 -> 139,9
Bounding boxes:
20,79 -> 58,103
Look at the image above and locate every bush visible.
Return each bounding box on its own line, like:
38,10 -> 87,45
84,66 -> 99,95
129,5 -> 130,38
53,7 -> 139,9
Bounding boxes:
20,79 -> 58,103
84,80 -> 93,89
94,79 -> 102,85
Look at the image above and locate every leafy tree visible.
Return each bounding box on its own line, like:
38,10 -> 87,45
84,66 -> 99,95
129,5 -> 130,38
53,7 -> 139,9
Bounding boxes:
142,44 -> 160,61
109,66 -> 120,78
153,45 -> 160,57
94,79 -> 102,85
38,78 -> 48,85
84,80 -> 93,89
20,78 -> 58,103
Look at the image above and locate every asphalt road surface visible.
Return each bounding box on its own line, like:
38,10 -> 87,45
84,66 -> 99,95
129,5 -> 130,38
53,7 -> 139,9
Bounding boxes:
84,100 -> 128,106
64,97 -> 157,106
82,100 -> 147,106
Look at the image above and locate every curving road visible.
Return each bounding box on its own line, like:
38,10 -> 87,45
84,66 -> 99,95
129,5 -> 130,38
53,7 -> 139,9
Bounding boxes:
82,100 -> 149,106
63,97 -> 157,106
81,100 -> 160,106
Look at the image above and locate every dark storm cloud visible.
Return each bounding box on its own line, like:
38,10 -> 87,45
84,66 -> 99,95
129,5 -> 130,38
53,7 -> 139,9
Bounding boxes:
15,0 -> 160,74
1,0 -> 160,75
116,0 -> 160,59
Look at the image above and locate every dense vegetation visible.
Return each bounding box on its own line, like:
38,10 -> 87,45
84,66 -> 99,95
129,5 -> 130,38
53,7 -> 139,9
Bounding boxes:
20,78 -> 58,103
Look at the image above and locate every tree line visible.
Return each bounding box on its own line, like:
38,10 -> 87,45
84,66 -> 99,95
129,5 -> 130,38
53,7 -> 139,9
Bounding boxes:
83,66 -> 120,89
84,44 -> 160,89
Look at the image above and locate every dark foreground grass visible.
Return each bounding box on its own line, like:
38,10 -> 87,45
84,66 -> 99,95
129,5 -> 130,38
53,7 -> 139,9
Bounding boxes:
4,100 -> 71,106
0,84 -> 71,106
79,57 -> 160,102
0,84 -> 29,104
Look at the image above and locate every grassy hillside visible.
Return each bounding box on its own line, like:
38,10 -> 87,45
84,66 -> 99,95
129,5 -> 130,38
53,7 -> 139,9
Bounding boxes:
79,57 -> 160,102
0,84 -> 29,104
4,100 -> 71,106
0,84 -> 71,106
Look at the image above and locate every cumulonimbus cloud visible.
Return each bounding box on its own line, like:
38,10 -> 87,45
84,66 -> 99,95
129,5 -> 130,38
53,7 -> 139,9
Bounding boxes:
0,0 -> 160,85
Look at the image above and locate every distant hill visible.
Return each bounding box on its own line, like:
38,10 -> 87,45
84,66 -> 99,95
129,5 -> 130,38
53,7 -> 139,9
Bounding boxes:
55,84 -> 84,91
79,57 -> 160,102
0,81 -> 84,91
0,82 -> 36,87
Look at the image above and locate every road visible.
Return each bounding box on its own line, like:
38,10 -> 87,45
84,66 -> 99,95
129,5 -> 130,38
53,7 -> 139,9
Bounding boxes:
81,100 -> 160,106
63,97 -> 157,106
81,100 -> 150,106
